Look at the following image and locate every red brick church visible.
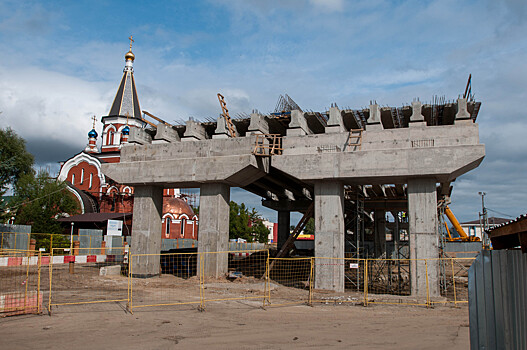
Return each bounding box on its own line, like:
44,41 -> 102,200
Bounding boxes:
57,43 -> 198,240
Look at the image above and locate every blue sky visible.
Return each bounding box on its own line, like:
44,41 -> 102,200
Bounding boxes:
1,0 -> 526,223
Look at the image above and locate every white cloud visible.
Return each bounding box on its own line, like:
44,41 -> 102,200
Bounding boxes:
309,0 -> 344,12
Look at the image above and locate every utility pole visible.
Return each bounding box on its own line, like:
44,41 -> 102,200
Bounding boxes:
478,192 -> 489,248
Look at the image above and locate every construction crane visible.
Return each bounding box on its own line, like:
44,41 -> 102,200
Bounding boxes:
444,206 -> 480,242
217,93 -> 236,138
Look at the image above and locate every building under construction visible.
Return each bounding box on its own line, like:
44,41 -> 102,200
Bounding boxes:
104,66 -> 484,298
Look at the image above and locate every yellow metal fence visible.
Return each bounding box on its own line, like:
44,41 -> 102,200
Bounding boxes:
0,250 -> 475,316
0,232 -> 126,255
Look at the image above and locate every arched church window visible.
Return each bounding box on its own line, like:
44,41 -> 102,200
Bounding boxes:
180,218 -> 186,237
107,130 -> 114,145
166,217 -> 171,236
71,174 -> 75,185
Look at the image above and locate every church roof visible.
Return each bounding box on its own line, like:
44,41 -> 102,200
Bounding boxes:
163,197 -> 196,218
107,41 -> 142,120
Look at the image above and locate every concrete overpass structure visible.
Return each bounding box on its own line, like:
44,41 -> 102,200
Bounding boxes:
103,98 -> 484,296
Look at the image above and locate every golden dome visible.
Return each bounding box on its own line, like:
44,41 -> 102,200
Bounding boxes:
163,197 -> 195,218
125,50 -> 135,61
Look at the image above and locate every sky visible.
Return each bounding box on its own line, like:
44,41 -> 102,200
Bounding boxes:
0,0 -> 526,223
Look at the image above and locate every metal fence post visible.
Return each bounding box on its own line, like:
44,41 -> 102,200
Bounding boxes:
364,259 -> 368,306
451,258 -> 457,307
425,260 -> 430,307
309,257 -> 314,306
199,253 -> 205,312
37,251 -> 41,314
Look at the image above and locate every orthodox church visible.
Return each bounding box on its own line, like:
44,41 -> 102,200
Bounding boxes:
57,41 -> 198,240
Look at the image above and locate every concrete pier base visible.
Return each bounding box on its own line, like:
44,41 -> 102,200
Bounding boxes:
130,185 -> 163,278
408,178 -> 439,296
198,183 -> 230,278
314,181 -> 344,292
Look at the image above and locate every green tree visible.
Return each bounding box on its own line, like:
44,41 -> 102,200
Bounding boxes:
0,127 -> 34,193
303,218 -> 315,235
229,201 -> 269,243
12,170 -> 80,237
0,127 -> 34,220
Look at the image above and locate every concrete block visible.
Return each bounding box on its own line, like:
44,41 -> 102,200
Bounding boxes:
213,115 -> 237,139
182,119 -> 207,140
455,98 -> 472,123
409,100 -> 426,127
247,112 -> 269,135
326,106 -> 346,133
99,265 -> 122,276
154,123 -> 180,143
367,104 -> 382,129
287,110 -> 312,136
128,127 -> 152,145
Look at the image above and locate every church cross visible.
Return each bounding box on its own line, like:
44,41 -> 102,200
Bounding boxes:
128,35 -> 134,51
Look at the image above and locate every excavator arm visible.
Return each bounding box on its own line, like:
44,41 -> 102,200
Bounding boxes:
444,206 -> 480,242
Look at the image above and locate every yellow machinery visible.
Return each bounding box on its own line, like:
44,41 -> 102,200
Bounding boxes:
444,206 -> 480,242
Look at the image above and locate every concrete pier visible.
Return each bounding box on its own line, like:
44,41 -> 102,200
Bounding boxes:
198,183 -> 230,278
374,210 -> 386,258
130,185 -> 163,277
277,211 -> 290,249
314,181 -> 345,292
408,178 -> 439,296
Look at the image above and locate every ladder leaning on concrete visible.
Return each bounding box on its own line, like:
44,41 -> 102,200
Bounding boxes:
347,129 -> 363,150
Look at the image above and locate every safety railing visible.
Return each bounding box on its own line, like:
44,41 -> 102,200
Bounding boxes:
252,134 -> 283,156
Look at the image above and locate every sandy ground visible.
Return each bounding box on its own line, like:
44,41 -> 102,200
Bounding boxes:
0,301 -> 469,350
1,258 -> 472,349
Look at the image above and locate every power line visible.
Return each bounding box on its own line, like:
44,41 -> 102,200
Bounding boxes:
486,208 -> 515,218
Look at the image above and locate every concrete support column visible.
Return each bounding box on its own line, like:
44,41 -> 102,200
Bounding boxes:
314,181 -> 344,292
374,210 -> 386,258
392,211 -> 401,259
131,185 -> 164,278
408,178 -> 439,297
198,183 -> 230,278
277,211 -> 291,249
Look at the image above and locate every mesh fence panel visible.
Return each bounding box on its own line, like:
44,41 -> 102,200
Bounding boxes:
48,248 -> 128,313
129,252 -> 202,312
0,251 -> 43,316
202,250 -> 268,308
268,257 -> 312,306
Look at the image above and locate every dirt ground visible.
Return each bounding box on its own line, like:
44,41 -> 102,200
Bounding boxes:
0,300 -> 469,350
1,258 -> 472,349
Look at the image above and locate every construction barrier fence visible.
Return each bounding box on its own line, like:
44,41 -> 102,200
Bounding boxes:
0,250 -> 43,316
0,231 -> 127,255
0,250 -> 475,316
